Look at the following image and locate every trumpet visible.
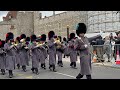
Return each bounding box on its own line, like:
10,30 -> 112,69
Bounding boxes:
10,41 -> 18,50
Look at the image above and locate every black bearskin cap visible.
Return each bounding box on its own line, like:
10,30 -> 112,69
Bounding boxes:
20,34 -> 26,39
41,34 -> 46,41
6,32 -> 14,40
26,37 -> 30,42
63,37 -> 67,41
0,40 -> 5,48
76,23 -> 87,36
58,36 -> 62,42
48,31 -> 55,39
16,37 -> 20,43
69,33 -> 75,40
30,34 -> 37,42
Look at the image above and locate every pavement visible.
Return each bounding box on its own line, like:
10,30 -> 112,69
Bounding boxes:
0,56 -> 120,79
64,56 -> 120,69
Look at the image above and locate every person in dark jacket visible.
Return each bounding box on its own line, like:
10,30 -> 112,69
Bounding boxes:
96,36 -> 104,62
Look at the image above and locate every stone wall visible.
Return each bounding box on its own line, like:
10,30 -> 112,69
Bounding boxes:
34,11 -> 88,38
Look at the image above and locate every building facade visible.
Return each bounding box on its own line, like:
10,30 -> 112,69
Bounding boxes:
0,11 -> 119,40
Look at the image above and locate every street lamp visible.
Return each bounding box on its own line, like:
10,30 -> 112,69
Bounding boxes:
67,25 -> 69,40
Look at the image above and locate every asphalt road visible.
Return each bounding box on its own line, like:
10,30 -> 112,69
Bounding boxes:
1,56 -> 120,79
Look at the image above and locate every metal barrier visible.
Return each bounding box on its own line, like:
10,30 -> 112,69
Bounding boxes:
91,44 -> 120,62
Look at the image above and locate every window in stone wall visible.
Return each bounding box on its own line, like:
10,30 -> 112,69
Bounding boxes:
113,22 -> 118,30
113,12 -> 117,22
94,15 -> 98,24
101,14 -> 105,23
101,23 -> 105,31
106,23 -> 112,31
106,13 -> 112,22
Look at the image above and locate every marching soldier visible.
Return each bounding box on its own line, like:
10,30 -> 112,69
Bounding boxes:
68,33 -> 77,69
75,23 -> 102,79
0,40 -> 6,75
4,32 -> 16,78
14,37 -> 21,69
19,34 -> 29,72
56,36 -> 64,67
39,34 -> 47,69
30,34 -> 40,75
47,31 -> 57,72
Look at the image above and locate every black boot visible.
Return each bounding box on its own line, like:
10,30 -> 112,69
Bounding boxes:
41,64 -> 44,68
17,64 -> 20,69
73,62 -> 77,69
63,55 -> 65,58
35,68 -> 39,75
1,69 -> 5,75
43,64 -> 46,69
70,62 -> 73,67
76,73 -> 83,79
53,65 -> 57,72
9,70 -> 13,78
49,65 -> 52,71
57,61 -> 60,65
60,61 -> 63,67
31,67 -> 35,73
86,75 -> 92,79
22,65 -> 26,72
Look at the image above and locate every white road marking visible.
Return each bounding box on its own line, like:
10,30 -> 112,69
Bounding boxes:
54,72 -> 76,79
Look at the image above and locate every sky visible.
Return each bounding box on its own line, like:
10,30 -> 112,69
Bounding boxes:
0,11 -> 66,21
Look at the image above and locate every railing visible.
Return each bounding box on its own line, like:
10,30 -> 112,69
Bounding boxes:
90,44 -> 120,62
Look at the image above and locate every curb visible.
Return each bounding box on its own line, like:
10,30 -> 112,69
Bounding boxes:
93,63 -> 120,69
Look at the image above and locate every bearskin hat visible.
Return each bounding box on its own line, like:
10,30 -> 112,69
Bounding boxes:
69,33 -> 75,40
20,34 -> 26,39
30,34 -> 37,42
76,23 -> 87,36
26,37 -> 30,42
40,34 -> 46,41
63,37 -> 67,41
54,35 -> 57,39
48,31 -> 55,39
16,37 -> 20,43
6,32 -> 14,40
58,36 -> 62,42
0,40 -> 5,48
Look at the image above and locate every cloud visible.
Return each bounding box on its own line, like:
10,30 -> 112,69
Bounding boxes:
0,11 -> 8,21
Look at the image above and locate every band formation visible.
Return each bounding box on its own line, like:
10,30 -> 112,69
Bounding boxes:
0,23 -> 102,79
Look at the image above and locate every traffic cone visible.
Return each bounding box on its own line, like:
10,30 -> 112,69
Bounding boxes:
116,50 -> 120,65
92,50 -> 97,63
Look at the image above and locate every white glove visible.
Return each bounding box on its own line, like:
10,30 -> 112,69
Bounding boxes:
24,47 -> 29,49
78,37 -> 81,40
84,44 -> 88,48
10,45 -> 14,48
54,41 -> 57,44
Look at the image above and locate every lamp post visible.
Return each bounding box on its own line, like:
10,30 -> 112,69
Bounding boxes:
67,25 -> 69,40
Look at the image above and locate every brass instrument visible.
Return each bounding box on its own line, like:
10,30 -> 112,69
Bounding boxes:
54,38 -> 63,49
20,39 -> 26,46
10,41 -> 18,50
